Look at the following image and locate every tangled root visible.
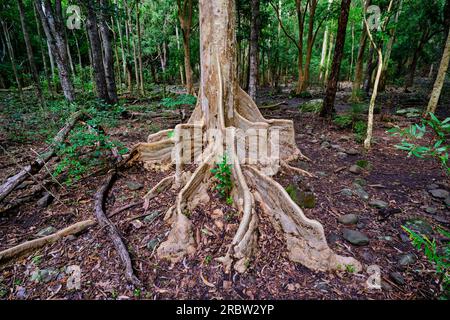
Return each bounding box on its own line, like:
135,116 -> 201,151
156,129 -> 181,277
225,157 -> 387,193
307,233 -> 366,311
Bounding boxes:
129,79 -> 361,274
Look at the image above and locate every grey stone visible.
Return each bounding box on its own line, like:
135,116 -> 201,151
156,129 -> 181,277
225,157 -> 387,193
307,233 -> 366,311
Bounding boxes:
321,141 -> 331,149
338,214 -> 359,225
349,165 -> 363,174
328,232 -> 340,244
15,286 -> 27,299
40,268 -> 59,283
37,193 -> 54,208
337,152 -> 348,159
425,207 -> 437,214
147,239 -> 159,251
126,181 -> 144,191
379,235 -> 393,241
390,272 -> 405,286
36,226 -> 57,237
353,185 -> 369,201
346,148 -> 360,156
398,253 -> 417,267
340,188 -> 353,197
405,218 -> 433,235
429,189 -> 449,199
369,199 -> 388,209
353,178 -> 367,187
144,211 -> 161,223
342,229 -> 369,246
426,184 -> 439,191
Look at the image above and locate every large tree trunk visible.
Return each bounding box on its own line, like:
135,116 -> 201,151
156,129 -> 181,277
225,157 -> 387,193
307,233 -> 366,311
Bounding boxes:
18,0 -> 43,103
248,0 -> 260,100
84,0 -> 109,101
177,0 -> 194,95
33,3 -> 53,95
321,0 -> 351,117
131,0 -> 361,275
35,0 -> 75,102
99,0 -> 118,103
426,28 -> 450,114
300,0 -> 318,92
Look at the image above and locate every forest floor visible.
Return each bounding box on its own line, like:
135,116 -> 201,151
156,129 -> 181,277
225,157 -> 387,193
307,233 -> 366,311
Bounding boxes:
0,79 -> 449,300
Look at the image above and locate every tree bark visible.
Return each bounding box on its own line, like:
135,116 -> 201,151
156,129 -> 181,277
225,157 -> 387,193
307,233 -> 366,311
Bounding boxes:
33,3 -> 53,95
84,0 -> 109,101
177,0 -> 194,95
321,0 -> 351,117
18,0 -> 43,103
248,0 -> 260,100
350,21 -> 368,102
426,28 -> 450,114
1,20 -> 23,101
35,0 -> 75,101
136,0 -> 144,95
99,0 -> 118,103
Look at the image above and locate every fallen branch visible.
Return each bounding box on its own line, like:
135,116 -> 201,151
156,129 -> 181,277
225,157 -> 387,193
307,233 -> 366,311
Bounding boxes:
0,220 -> 95,265
107,201 -> 142,219
0,111 -> 84,202
259,100 -> 287,110
94,170 -> 141,287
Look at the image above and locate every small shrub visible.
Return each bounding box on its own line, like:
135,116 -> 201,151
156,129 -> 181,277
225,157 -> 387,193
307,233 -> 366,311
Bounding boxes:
333,115 -> 353,129
388,113 -> 449,174
211,154 -> 233,200
402,226 -> 449,299
353,121 -> 367,143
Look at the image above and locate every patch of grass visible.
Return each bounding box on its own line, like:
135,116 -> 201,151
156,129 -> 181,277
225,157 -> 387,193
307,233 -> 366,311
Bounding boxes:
353,121 -> 367,143
356,160 -> 371,170
204,255 -> 213,265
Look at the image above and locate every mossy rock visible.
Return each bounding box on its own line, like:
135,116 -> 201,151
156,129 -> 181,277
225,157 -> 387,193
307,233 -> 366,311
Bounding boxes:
356,160 -> 371,170
285,184 -> 316,209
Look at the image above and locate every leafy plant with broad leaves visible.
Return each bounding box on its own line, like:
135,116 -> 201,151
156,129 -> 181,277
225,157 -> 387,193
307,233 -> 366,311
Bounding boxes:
402,226 -> 449,299
388,113 -> 449,174
211,154 -> 233,200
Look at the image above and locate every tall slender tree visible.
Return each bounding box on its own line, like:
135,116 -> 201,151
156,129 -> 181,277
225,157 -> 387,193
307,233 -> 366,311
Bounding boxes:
248,0 -> 260,100
17,0 -> 43,103
321,0 -> 351,117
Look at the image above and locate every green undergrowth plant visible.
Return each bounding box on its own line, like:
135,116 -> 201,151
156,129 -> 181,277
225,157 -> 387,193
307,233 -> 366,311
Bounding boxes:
388,113 -> 449,174
54,125 -> 128,185
402,226 -> 449,299
211,154 -> 233,202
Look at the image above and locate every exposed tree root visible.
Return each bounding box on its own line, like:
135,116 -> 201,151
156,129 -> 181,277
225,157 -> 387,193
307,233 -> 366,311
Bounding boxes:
0,220 -> 95,266
0,111 -> 84,203
94,170 -> 141,287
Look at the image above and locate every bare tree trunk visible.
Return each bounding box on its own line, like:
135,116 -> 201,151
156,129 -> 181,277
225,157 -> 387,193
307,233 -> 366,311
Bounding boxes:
319,26 -> 329,83
35,0 -> 75,101
321,0 -> 351,117
33,3 -> 53,95
175,25 -> 185,86
84,0 -> 109,102
99,0 -> 118,103
18,0 -> 43,103
248,0 -> 260,100
300,0 -> 318,92
136,0 -> 144,95
1,20 -> 23,101
324,32 -> 333,83
177,0 -> 194,95
115,0 -> 127,83
350,21 -> 368,102
426,28 -> 450,114
364,18 -> 384,150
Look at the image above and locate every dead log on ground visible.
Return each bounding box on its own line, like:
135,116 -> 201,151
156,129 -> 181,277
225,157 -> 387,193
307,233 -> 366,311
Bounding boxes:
0,111 -> 84,202
0,220 -> 95,265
